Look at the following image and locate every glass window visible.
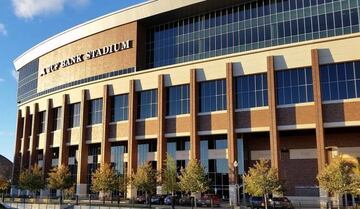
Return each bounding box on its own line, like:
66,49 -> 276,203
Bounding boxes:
38,111 -> 46,134
199,79 -> 227,113
53,107 -> 62,131
138,139 -> 157,166
166,84 -> 190,116
137,89 -> 158,119
88,99 -> 103,125
320,61 -> 360,101
276,68 -> 314,105
69,103 -> 80,128
236,73 -> 268,109
111,144 -> 127,175
111,94 -> 128,122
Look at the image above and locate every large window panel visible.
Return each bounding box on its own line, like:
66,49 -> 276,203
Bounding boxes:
166,84 -> 190,116
111,94 -> 128,122
236,73 -> 268,109
276,68 -> 313,105
320,61 -> 360,101
199,79 -> 227,113
137,89 -> 158,119
69,103 -> 80,128
88,99 -> 103,125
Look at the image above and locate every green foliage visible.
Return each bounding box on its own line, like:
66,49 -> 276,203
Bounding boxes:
47,165 -> 73,191
317,155 -> 358,197
131,162 -> 157,194
178,159 -> 208,194
91,163 -> 119,194
162,155 -> 179,195
352,164 -> 360,195
0,177 -> 10,193
19,164 -> 45,194
244,159 -> 282,197
118,174 -> 129,195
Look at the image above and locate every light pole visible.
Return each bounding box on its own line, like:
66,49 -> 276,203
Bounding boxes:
233,161 -> 239,206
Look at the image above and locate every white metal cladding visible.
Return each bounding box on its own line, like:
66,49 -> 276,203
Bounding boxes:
13,0 -> 205,71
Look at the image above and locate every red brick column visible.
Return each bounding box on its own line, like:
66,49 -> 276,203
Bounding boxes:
157,74 -> 166,172
190,69 -> 200,160
101,85 -> 111,165
12,109 -> 23,185
59,94 -> 69,166
311,49 -> 326,172
77,90 -> 89,196
21,106 -> 31,170
30,103 -> 39,167
226,63 -> 237,183
267,56 -> 280,171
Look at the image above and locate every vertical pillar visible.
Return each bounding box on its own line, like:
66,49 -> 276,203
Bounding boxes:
311,49 -> 326,172
21,106 -> 31,170
101,85 -> 111,165
190,69 -> 200,160
77,90 -> 89,196
157,75 -> 166,171
226,63 -> 238,205
29,103 -> 39,167
157,74 -> 166,194
226,63 -> 237,181
311,49 -> 328,207
127,80 -> 138,198
12,110 -> 23,188
43,99 -> 54,176
267,56 -> 280,170
59,94 -> 69,166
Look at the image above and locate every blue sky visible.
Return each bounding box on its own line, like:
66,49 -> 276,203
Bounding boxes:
0,0 -> 145,161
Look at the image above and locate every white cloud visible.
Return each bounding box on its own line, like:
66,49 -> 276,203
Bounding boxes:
0,23 -> 7,36
12,0 -> 90,19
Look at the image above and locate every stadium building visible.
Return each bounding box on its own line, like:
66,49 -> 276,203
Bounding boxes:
12,0 -> 360,202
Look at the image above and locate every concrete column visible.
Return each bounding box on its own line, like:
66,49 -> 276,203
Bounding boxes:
21,106 -> 31,170
127,80 -> 138,198
43,99 -> 54,177
311,49 -> 326,172
267,56 -> 280,170
226,63 -> 238,205
59,94 -> 69,166
190,69 -> 200,160
29,103 -> 39,167
12,109 -> 23,188
101,85 -> 111,165
77,90 -> 89,197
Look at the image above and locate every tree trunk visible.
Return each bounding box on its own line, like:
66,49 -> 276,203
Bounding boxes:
264,194 -> 268,209
337,193 -> 341,209
344,193 -> 348,209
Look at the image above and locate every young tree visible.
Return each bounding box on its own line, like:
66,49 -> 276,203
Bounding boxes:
244,159 -> 282,209
0,177 -> 10,200
91,163 -> 119,204
131,162 -> 157,203
162,155 -> 179,196
352,164 -> 360,196
47,165 -> 73,204
317,155 -> 357,209
118,174 -> 129,198
178,159 -> 208,204
19,164 -> 45,199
